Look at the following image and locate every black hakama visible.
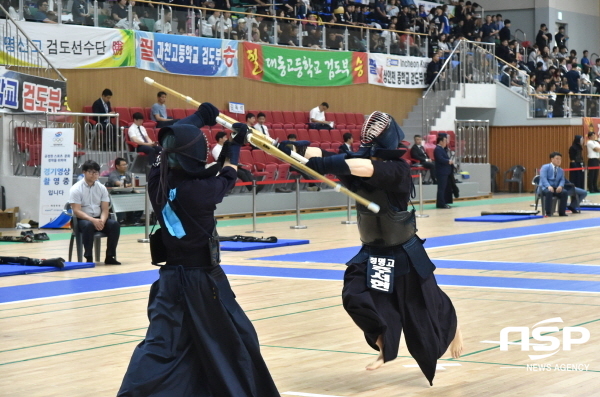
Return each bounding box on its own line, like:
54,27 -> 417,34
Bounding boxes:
117,265 -> 280,397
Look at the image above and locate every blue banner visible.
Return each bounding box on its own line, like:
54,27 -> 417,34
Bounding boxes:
135,32 -> 238,77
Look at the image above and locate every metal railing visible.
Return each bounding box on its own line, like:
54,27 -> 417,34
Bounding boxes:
422,40 -> 495,134
0,4 -> 66,81
455,119 -> 489,164
528,93 -> 600,119
7,112 -> 123,177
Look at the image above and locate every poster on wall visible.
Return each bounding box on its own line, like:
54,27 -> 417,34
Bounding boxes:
368,53 -> 430,89
136,32 -> 238,77
0,20 -> 135,68
0,70 -> 66,113
243,42 -> 367,87
38,128 -> 74,228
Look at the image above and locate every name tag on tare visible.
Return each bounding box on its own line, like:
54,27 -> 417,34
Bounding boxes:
367,256 -> 395,293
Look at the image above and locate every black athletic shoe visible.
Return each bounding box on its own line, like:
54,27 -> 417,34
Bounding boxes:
104,257 -> 121,265
559,213 -> 568,217
84,256 -> 93,263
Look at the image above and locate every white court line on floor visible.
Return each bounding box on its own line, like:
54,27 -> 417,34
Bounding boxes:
282,393 -> 345,397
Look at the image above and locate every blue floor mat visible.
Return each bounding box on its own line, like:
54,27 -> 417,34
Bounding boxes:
0,262 -> 95,277
220,239 -> 309,251
455,215 -> 544,222
579,207 -> 600,211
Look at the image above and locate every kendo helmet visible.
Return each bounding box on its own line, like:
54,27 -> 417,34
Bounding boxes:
158,125 -> 211,176
352,111 -> 406,159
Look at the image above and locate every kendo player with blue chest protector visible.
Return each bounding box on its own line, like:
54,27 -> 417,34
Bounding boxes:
296,111 -> 463,385
118,103 -> 279,396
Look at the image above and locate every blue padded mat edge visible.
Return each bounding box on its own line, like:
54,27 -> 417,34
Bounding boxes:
580,207 -> 600,211
455,215 -> 544,222
0,262 -> 95,277
220,239 -> 309,251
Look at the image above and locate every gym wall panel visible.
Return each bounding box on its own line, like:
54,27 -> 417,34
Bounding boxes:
60,68 -> 422,123
489,125 -> 582,192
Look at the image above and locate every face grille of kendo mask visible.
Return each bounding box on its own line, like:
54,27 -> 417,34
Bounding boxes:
360,111 -> 392,145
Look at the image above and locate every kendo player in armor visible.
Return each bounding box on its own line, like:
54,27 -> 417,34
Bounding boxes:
288,111 -> 463,386
118,104 -> 279,397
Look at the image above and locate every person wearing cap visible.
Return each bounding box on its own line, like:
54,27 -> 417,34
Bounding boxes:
118,104 -> 279,396
434,133 -> 454,209
293,111 -> 462,385
232,18 -> 247,40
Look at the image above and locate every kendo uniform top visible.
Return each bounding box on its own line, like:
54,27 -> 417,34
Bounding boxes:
337,157 -> 457,386
117,159 -> 280,397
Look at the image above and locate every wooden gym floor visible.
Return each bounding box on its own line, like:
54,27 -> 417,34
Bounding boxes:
0,193 -> 599,397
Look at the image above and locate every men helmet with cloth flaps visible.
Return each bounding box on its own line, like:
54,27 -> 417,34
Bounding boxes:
351,111 -> 407,160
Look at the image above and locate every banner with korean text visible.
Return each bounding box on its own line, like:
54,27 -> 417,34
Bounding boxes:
0,70 -> 66,113
38,128 -> 74,228
243,42 -> 367,86
0,20 -> 135,68
367,53 -> 430,89
136,32 -> 238,77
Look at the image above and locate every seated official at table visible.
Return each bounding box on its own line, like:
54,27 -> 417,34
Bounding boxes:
107,157 -> 143,226
69,160 -> 121,264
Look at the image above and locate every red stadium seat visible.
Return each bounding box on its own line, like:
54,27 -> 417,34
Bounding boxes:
185,108 -> 195,116
292,111 -> 305,124
144,107 -> 153,121
271,123 -> 283,129
146,128 -> 157,142
425,144 -> 435,160
426,135 -> 436,145
252,149 -> 276,166
308,129 -> 321,143
352,142 -> 360,152
350,129 -> 361,141
273,129 -> 286,141
143,121 -> 156,129
320,142 -> 331,150
294,123 -> 307,130
297,129 -> 310,141
344,113 -> 357,125
354,113 -> 364,125
172,108 -> 187,119
129,107 -> 144,120
282,129 -> 296,141
330,130 -> 342,143
270,110 -> 285,124
260,110 -> 272,121
114,107 -> 132,125
283,123 -> 294,129
282,111 -> 295,124
319,130 -> 332,143
166,108 -> 173,118
276,163 -> 290,181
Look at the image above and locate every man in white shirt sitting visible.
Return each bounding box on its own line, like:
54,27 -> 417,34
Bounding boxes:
154,8 -> 173,33
309,102 -> 334,130
128,112 -> 161,164
253,112 -> 270,138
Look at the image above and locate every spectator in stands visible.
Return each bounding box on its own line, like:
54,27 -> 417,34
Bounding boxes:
154,8 -> 173,33
69,160 -> 121,265
278,23 -> 298,46
305,26 -> 323,48
254,112 -> 270,137
480,14 -> 497,43
245,112 -> 256,129
426,52 -> 442,85
498,19 -> 510,43
580,65 -> 592,93
565,63 -> 581,93
557,46 -> 568,60
434,133 -> 453,209
338,133 -> 354,155
91,88 -> 118,149
591,58 -> 600,92
553,80 -> 571,118
587,131 -> 600,192
72,0 -> 92,25
111,0 -> 128,24
151,91 -> 177,128
212,131 -> 256,192
326,30 -> 344,50
107,158 -> 143,226
536,24 -> 552,50
432,6 -> 449,36
410,134 -> 436,183
31,0 -> 56,23
539,152 -> 568,217
128,112 -> 160,164
232,18 -> 247,41
496,39 -> 513,63
495,14 -> 504,30
309,102 -> 333,130
581,50 -> 590,66
533,84 -> 549,117
208,11 -> 223,36
381,23 -> 400,54
555,26 -> 568,48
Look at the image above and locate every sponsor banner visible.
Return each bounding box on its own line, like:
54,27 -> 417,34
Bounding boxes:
583,118 -> 600,136
0,70 -> 66,113
38,128 -> 74,228
0,20 -> 134,68
368,53 -> 430,89
136,32 -> 238,77
243,42 -> 367,86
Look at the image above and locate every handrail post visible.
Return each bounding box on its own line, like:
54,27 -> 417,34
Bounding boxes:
128,3 -> 133,29
341,195 -> 356,224
137,187 -> 150,243
246,180 -> 263,233
322,24 -> 326,50
344,27 -> 348,52
273,18 -> 278,44
57,0 -> 62,25
290,176 -> 307,229
93,0 -> 98,27
416,173 -> 429,218
298,20 -> 303,47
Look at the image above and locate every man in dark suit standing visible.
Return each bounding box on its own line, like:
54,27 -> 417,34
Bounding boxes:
338,132 -> 354,155
539,151 -> 568,217
434,133 -> 453,208
92,88 -> 117,150
410,134 -> 436,183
